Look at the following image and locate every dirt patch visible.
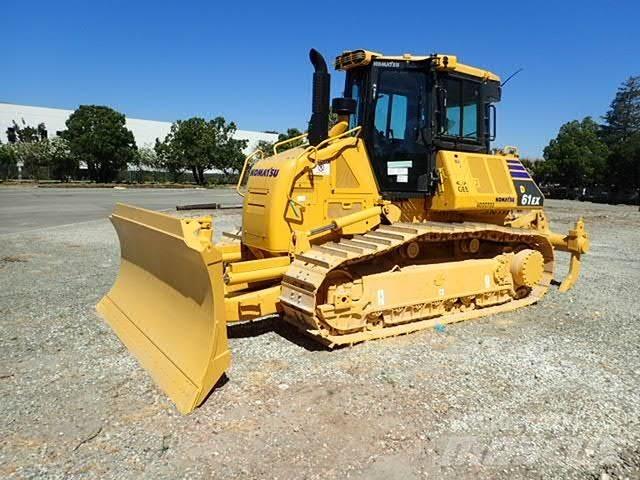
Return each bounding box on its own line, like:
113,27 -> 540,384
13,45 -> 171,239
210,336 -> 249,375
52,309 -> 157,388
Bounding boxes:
1,254 -> 29,263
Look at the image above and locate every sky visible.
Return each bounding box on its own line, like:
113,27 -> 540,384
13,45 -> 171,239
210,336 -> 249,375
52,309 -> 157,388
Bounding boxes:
4,0 -> 640,157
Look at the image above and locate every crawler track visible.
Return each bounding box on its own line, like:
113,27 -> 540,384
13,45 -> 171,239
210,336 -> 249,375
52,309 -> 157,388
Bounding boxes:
280,221 -> 555,346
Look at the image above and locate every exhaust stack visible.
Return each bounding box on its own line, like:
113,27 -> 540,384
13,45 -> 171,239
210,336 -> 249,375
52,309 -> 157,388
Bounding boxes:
308,48 -> 330,146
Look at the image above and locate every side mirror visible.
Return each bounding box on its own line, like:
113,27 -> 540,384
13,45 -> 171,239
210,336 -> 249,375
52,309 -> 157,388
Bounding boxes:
488,104 -> 497,141
482,82 -> 501,102
331,97 -> 357,116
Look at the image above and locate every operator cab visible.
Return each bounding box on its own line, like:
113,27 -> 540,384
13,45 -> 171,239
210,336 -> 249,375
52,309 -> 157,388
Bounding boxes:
333,50 -> 502,198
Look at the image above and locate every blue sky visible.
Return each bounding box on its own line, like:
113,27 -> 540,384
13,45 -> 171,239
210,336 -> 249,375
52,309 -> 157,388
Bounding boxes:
4,0 -> 639,157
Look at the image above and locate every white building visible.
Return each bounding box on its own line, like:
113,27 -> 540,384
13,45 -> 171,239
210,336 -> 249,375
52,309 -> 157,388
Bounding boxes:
0,103 -> 278,153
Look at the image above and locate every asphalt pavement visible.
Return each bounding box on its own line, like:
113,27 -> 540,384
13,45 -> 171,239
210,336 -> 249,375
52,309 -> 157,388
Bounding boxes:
0,186 -> 242,234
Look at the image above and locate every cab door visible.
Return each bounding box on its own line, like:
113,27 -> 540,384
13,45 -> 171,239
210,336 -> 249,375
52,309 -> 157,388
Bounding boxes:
366,64 -> 432,195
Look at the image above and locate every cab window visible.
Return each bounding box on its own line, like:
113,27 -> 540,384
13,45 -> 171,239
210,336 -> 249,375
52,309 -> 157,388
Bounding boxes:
444,77 -> 480,140
346,71 -> 365,130
374,93 -> 408,139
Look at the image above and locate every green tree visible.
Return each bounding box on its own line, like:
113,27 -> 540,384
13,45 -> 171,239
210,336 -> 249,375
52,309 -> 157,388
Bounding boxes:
218,136 -> 248,176
12,141 -> 50,179
47,137 -> 78,181
255,128 -> 306,157
37,123 -> 48,140
602,76 -> 640,196
60,105 -> 136,183
156,117 -> 211,185
16,122 -> 39,143
0,143 -> 17,180
519,158 -> 538,171
602,76 -> 640,144
128,146 -> 158,182
153,138 -> 185,182
540,117 -> 609,188
8,120 -> 47,144
276,128 -> 305,150
157,117 -> 247,185
136,146 -> 159,170
607,132 -> 640,194
1,122 -> 75,180
256,139 -> 275,156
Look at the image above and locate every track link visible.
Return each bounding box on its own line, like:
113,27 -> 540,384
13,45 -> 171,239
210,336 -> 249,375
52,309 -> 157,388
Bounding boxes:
280,221 -> 554,346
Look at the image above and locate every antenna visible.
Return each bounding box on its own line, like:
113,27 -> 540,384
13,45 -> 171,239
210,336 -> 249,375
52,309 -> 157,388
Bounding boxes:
501,68 -> 524,87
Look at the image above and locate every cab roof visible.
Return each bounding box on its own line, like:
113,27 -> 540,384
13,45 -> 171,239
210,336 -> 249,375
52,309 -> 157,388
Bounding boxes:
335,49 -> 501,83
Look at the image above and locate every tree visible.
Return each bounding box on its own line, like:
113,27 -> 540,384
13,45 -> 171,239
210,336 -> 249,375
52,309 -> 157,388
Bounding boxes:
2,121 -> 49,179
12,141 -> 50,179
540,117 -> 609,188
602,76 -> 640,196
157,117 -> 211,185
607,132 -> 640,195
218,137 -> 248,176
602,76 -> 640,144
156,117 -> 247,185
0,143 -> 17,180
60,105 -> 136,183
255,128 -> 306,158
154,138 -> 186,182
15,122 -> 39,143
47,137 -> 78,181
136,146 -> 159,170
276,128 -> 305,150
127,146 -> 157,182
7,120 -> 47,144
1,122 -> 76,180
519,158 -> 539,171
256,139 -> 275,156
37,123 -> 48,140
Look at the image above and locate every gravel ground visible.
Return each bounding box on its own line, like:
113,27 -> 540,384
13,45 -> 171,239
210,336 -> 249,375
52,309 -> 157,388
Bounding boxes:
1,199 -> 639,479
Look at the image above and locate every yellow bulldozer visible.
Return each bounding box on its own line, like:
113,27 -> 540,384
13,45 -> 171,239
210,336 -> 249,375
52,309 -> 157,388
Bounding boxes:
97,48 -> 590,413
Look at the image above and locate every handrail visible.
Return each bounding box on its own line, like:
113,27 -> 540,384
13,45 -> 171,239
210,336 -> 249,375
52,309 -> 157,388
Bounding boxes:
286,126 -> 363,219
236,148 -> 264,197
273,133 -> 308,154
303,125 -> 362,167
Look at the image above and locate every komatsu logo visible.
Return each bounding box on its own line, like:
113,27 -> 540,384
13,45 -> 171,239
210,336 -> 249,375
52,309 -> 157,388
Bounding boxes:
373,61 -> 401,68
250,167 -> 279,178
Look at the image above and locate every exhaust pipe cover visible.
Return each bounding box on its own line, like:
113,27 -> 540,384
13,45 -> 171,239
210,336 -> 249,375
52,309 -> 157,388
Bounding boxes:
308,48 -> 330,146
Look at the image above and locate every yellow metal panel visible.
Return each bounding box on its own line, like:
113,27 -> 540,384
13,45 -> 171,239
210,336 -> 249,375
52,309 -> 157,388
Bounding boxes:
467,159 -> 493,194
362,257 -> 511,310
96,204 -> 230,414
217,242 -> 242,262
327,202 -> 362,218
242,148 -> 304,252
225,265 -> 290,285
335,49 -> 500,82
487,156 -> 513,193
335,156 -> 360,189
431,150 -> 518,212
242,136 -> 381,253
228,255 -> 291,274
224,285 -> 282,322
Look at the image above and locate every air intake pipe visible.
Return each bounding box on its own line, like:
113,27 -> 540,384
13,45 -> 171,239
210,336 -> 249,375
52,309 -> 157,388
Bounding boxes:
308,48 -> 330,146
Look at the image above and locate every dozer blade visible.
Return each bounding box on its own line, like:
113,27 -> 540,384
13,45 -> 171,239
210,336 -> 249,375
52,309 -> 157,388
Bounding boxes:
97,204 -> 230,414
